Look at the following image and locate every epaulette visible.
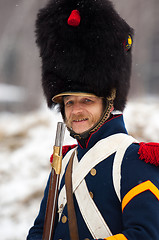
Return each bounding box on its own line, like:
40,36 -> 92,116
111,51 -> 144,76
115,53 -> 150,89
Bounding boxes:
50,144 -> 77,163
138,142 -> 159,166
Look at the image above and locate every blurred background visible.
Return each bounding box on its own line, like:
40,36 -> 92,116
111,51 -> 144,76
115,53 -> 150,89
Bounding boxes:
0,0 -> 159,239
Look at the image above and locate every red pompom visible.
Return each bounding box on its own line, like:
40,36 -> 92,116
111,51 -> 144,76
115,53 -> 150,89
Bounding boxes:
138,142 -> 159,166
50,144 -> 77,163
67,10 -> 81,27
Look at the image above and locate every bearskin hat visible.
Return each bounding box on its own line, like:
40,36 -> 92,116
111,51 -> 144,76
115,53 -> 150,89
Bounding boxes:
35,0 -> 134,111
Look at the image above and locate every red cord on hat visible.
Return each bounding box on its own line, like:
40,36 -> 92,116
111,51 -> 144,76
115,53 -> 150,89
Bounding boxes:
67,10 -> 81,27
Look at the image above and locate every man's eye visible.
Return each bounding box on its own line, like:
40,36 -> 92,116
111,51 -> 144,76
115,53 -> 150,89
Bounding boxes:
65,100 -> 73,106
83,98 -> 92,103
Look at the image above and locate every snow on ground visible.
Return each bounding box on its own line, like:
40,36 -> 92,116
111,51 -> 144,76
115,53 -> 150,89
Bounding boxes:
0,100 -> 159,240
124,99 -> 159,142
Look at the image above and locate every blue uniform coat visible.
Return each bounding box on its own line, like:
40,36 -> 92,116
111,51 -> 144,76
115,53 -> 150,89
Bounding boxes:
27,115 -> 159,240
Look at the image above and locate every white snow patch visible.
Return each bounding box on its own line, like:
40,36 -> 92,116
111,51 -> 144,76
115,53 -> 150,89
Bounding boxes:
0,83 -> 27,102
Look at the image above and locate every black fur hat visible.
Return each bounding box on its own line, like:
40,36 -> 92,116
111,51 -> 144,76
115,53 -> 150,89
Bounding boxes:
35,0 -> 134,111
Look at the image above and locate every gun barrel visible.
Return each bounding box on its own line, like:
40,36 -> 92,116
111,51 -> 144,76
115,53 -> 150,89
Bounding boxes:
42,122 -> 65,240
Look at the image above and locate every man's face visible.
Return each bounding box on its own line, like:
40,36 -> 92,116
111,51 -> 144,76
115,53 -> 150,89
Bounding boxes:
64,95 -> 103,134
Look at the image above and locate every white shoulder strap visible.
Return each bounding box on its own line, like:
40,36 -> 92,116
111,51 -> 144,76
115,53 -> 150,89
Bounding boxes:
58,133 -> 127,215
112,136 -> 138,201
73,152 -> 113,238
59,133 -> 131,190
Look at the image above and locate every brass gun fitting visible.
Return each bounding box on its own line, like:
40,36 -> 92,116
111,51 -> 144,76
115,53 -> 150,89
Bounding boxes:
51,146 -> 62,174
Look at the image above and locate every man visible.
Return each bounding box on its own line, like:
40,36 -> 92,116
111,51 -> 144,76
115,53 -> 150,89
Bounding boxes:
27,0 -> 159,239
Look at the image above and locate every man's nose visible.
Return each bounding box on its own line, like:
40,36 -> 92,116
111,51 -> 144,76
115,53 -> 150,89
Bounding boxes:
71,103 -> 82,114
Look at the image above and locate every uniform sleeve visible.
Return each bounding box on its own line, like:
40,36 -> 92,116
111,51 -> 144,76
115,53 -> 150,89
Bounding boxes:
26,173 -> 51,240
119,144 -> 159,240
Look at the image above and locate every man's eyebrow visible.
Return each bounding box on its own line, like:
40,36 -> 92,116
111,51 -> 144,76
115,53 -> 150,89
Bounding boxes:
64,96 -> 72,102
64,96 -> 70,100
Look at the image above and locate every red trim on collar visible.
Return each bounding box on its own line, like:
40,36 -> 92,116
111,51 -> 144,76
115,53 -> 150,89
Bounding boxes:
78,141 -> 84,149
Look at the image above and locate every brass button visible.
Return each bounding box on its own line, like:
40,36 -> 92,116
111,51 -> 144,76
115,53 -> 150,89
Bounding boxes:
90,168 -> 96,176
89,191 -> 93,199
61,215 -> 67,223
84,238 -> 90,240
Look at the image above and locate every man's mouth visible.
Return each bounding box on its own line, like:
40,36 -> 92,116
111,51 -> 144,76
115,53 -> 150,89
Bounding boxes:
73,118 -> 88,122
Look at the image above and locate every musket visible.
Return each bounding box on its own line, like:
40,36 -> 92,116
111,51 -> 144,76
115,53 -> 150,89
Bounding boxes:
42,122 -> 65,240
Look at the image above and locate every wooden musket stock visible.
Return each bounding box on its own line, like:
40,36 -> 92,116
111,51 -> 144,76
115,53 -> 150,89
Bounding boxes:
42,122 -> 65,240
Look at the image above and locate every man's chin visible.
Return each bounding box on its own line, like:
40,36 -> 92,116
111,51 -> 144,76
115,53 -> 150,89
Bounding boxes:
66,120 -> 95,136
71,122 -> 91,134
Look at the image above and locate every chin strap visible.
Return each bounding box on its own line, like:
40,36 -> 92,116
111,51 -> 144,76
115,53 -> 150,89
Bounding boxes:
69,89 -> 116,140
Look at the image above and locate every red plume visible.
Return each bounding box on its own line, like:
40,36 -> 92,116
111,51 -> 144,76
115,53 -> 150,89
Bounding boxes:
138,142 -> 159,166
67,10 -> 81,27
